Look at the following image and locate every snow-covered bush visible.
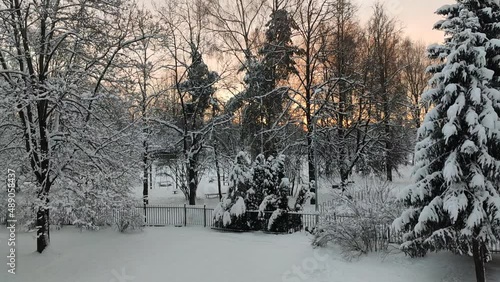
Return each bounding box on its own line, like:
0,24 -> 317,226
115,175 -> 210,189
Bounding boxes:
22,172 -> 136,231
214,152 -> 307,232
214,196 -> 249,230
257,156 -> 299,233
214,152 -> 306,232
313,178 -> 402,258
267,208 -> 286,231
14,182 -> 39,231
70,185 -> 115,230
247,154 -> 269,210
293,181 -> 314,211
114,204 -> 145,233
213,152 -> 253,230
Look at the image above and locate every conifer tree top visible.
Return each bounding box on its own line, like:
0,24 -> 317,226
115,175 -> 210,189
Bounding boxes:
394,0 -> 500,256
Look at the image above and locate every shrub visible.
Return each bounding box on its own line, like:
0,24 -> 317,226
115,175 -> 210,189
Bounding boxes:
214,196 -> 249,230
114,208 -> 145,233
313,178 -> 402,259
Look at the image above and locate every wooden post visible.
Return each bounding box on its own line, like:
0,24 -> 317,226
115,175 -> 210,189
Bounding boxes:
184,204 -> 187,226
203,205 -> 207,227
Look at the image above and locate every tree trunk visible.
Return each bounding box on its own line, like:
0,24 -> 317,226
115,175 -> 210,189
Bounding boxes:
142,139 -> 149,205
143,160 -> 149,205
36,200 -> 49,253
188,157 -> 197,205
339,125 -> 349,189
338,75 -> 348,189
473,239 -> 486,282
214,142 -> 223,201
149,164 -> 153,190
385,123 -> 393,182
340,170 -> 349,190
307,129 -> 316,205
37,102 -> 51,253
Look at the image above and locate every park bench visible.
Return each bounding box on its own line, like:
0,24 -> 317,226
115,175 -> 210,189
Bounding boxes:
205,192 -> 226,199
332,180 -> 355,189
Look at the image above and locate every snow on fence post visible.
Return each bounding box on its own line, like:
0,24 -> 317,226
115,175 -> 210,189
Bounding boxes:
203,205 -> 207,227
184,204 -> 187,226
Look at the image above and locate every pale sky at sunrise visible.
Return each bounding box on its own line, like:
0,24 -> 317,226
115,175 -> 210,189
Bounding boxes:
359,0 -> 451,44
144,0 -> 452,44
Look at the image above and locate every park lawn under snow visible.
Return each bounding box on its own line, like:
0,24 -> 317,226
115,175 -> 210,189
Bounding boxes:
1,227 -> 500,282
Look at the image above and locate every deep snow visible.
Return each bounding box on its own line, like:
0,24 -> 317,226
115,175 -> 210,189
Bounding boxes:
1,227 -> 499,282
133,165 -> 414,210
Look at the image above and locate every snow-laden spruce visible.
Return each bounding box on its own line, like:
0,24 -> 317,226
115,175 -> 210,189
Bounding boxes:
213,152 -> 253,230
393,1 -> 500,281
214,152 -> 306,232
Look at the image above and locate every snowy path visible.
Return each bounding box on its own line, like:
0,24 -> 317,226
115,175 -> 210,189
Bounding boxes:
1,227 -> 499,282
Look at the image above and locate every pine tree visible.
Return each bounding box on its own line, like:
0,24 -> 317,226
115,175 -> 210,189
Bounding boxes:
394,2 -> 500,281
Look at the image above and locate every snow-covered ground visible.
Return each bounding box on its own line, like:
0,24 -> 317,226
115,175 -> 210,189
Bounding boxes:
1,227 -> 499,282
131,170 -> 231,208
133,165 -> 415,210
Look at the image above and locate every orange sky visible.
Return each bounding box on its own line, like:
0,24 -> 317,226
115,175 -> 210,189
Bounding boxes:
359,0 -> 451,44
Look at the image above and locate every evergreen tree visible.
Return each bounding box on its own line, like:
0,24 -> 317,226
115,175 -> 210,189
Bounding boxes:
240,58 -> 268,157
258,154 -> 296,232
181,43 -> 219,125
394,2 -> 500,281
440,1 -> 500,88
178,44 -> 219,205
213,152 -> 253,230
214,152 -> 304,232
260,8 -> 298,86
247,154 -> 270,211
240,6 -> 299,158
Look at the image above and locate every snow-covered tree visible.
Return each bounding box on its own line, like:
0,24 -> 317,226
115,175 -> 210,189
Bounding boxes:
394,2 -> 500,281
159,0 -> 226,205
237,3 -> 299,158
179,44 -> 219,205
257,154 -> 296,232
247,154 -> 269,210
123,9 -> 164,205
214,152 -> 253,230
214,152 -> 304,232
0,0 -> 147,253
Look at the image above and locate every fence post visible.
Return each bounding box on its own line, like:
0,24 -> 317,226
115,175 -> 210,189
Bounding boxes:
184,204 -> 187,226
203,205 -> 207,227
